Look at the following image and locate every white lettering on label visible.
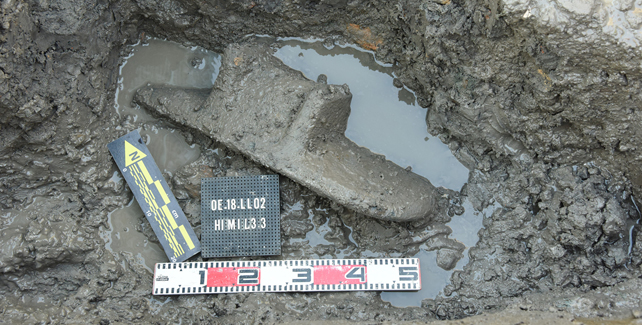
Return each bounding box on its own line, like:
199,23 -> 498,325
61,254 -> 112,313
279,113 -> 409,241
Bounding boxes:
214,218 -> 267,231
210,197 -> 268,211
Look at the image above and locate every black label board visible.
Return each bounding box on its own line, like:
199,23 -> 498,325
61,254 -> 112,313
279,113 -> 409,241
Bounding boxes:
201,175 -> 281,258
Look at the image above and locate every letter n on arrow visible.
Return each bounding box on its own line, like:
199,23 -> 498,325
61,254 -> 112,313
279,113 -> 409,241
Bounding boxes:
124,140 -> 147,166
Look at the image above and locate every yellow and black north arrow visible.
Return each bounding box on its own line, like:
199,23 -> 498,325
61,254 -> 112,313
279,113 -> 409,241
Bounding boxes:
108,130 -> 200,263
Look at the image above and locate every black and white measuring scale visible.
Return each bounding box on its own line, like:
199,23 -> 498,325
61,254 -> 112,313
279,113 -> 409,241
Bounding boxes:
153,258 -> 421,295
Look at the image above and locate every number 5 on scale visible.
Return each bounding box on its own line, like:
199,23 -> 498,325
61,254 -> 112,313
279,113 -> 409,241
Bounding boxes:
398,266 -> 418,281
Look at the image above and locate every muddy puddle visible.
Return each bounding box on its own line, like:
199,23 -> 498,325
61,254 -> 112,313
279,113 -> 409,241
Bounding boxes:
102,39 -> 215,270
381,200 -> 495,307
272,38 -> 469,190
5,0 -> 642,322
102,200 -> 167,271
142,127 -> 201,175
105,37 -> 488,308
270,38 -> 487,306
115,38 -> 221,120
278,191 -> 492,307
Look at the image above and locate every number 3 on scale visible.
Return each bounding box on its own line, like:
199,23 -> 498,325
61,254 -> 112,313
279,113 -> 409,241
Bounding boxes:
292,268 -> 311,282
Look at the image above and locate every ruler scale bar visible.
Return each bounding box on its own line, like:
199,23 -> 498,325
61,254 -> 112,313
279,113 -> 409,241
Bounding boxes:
153,258 -> 421,295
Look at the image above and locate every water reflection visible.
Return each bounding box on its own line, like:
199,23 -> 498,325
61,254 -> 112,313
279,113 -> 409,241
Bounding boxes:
274,39 -> 469,190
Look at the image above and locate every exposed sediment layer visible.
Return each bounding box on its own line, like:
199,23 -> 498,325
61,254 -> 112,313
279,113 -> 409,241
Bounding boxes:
2,0 -> 642,322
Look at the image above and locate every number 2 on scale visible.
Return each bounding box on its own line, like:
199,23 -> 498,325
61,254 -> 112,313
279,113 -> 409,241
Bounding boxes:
238,269 -> 259,284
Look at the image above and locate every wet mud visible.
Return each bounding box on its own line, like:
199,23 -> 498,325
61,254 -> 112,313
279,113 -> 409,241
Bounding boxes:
271,38 -> 469,189
134,41 -> 454,222
2,0 -> 642,323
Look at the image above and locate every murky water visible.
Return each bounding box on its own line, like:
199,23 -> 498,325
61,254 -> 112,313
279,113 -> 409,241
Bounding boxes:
273,39 -> 469,190
285,202 -> 360,259
103,200 -> 168,271
271,39 -> 489,306
105,39 -> 219,270
109,38 -> 485,306
281,194 -> 493,307
381,200 -> 496,307
115,38 -> 221,120
141,127 -> 201,175
115,38 -> 213,173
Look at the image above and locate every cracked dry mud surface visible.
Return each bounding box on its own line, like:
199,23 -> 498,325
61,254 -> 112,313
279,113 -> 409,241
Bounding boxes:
2,0 -> 642,323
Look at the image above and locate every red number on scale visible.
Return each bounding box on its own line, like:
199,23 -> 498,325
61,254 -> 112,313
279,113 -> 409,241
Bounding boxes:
313,265 -> 366,285
206,267 -> 260,287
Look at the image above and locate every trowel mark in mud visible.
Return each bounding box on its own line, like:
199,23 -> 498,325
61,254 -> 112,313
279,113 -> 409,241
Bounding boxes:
274,39 -> 469,190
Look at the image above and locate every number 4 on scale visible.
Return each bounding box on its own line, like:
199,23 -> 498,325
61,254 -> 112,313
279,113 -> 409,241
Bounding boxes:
346,267 -> 365,282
